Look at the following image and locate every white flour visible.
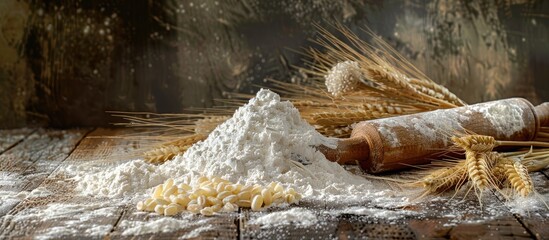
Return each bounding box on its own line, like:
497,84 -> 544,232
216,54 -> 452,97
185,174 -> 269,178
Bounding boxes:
249,208 -> 318,227
1,202 -> 120,239
73,159 -> 163,199
373,108 -> 470,148
467,100 -> 525,137
73,89 -> 385,204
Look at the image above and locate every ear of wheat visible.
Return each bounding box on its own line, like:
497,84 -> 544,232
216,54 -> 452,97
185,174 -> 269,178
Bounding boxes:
464,151 -> 495,193
416,162 -> 468,195
451,135 -> 498,153
493,157 -> 534,197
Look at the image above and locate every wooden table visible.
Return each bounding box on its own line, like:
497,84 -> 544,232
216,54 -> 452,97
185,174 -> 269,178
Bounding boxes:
0,128 -> 547,239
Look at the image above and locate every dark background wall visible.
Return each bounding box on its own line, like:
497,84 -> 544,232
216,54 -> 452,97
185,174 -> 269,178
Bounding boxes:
0,0 -> 548,128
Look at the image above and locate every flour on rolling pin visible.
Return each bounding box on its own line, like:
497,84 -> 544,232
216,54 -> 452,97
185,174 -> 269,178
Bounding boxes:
375,99 -> 527,148
375,109 -> 470,148
356,98 -> 538,172
466,101 -> 526,137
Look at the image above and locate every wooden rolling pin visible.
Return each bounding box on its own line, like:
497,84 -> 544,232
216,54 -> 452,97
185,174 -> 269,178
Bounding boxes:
318,98 -> 549,173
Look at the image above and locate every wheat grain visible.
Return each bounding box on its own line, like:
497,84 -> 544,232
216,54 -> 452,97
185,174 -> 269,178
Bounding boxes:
452,135 -> 497,153
138,176 -> 300,216
419,162 -> 468,194
464,151 -> 493,191
499,158 -> 534,197
491,157 -> 509,188
364,66 -> 416,94
316,125 -> 352,138
144,145 -> 182,164
162,134 -> 207,148
409,78 -> 465,106
292,100 -> 338,108
364,66 -> 458,108
362,103 -> 404,115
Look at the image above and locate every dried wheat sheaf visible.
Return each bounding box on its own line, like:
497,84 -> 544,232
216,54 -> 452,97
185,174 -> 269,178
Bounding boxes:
415,134 -> 549,204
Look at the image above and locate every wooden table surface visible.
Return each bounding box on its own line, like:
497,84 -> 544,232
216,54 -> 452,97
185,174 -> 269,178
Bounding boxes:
0,128 -> 548,240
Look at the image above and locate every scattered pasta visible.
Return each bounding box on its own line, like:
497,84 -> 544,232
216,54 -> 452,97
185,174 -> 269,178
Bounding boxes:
136,176 -> 301,216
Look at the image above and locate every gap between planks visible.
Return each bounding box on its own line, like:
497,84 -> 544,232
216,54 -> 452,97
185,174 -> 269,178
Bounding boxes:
0,128 -> 37,155
1,127 -> 161,239
0,128 -> 93,238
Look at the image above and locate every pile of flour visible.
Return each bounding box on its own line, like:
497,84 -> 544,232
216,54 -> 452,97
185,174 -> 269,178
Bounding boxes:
73,89 -> 387,203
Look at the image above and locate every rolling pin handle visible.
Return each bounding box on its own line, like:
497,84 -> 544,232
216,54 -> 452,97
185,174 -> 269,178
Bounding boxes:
317,137 -> 370,165
535,102 -> 549,127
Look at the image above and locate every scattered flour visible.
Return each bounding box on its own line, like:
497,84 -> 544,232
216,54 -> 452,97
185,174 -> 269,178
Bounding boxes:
0,172 -> 25,215
34,227 -> 79,240
2,202 -> 120,239
505,173 -> 549,216
506,195 -> 548,216
14,187 -> 54,199
119,215 -> 217,237
27,187 -> 54,198
249,208 -> 318,227
333,206 -> 417,220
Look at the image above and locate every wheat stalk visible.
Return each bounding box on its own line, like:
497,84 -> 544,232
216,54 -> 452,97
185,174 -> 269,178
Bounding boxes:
408,78 -> 466,106
417,162 -> 468,194
464,151 -> 495,191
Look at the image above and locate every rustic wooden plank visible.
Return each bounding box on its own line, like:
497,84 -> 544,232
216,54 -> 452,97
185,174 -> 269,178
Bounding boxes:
0,128 -> 35,153
405,194 -> 534,239
0,128 -> 151,239
511,172 -> 549,240
0,128 -> 89,217
240,198 -> 534,240
240,203 -> 336,240
448,217 -> 532,239
109,206 -> 238,239
335,213 -> 416,239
